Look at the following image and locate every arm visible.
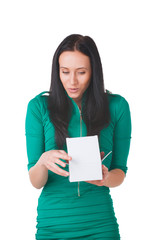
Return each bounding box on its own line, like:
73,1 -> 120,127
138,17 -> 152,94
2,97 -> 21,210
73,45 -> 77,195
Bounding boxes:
86,97 -> 131,187
25,97 -> 47,189
25,96 -> 71,189
105,97 -> 131,186
103,166 -> 125,188
28,159 -> 48,189
86,156 -> 125,188
110,96 -> 132,174
28,150 -> 71,189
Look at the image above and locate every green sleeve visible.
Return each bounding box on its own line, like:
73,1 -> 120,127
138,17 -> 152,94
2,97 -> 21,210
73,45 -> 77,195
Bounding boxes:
25,97 -> 45,171
110,97 -> 132,174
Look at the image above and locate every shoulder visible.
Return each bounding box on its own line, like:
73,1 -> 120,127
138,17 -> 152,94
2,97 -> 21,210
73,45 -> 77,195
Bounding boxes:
107,91 -> 129,108
106,90 -> 130,121
27,91 -> 49,116
28,91 -> 49,106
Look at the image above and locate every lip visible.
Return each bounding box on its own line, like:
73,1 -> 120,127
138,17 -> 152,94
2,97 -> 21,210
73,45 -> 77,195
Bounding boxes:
68,88 -> 79,93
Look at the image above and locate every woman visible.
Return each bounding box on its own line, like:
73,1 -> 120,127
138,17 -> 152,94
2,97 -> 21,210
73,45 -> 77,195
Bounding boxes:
25,34 -> 132,239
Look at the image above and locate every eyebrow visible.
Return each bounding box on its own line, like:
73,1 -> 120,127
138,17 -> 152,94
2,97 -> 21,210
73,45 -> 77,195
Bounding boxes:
60,67 -> 88,70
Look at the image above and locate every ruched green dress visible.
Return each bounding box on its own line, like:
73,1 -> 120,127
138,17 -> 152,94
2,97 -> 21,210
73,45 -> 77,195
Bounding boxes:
25,90 -> 131,240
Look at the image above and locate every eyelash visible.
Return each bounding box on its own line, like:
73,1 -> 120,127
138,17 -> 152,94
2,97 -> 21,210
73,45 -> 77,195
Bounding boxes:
62,71 -> 85,75
62,72 -> 69,74
79,72 -> 85,75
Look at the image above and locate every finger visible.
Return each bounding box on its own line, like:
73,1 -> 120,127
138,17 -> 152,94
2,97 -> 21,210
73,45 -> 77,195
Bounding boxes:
53,151 -> 72,161
59,150 -> 67,154
47,162 -> 69,177
55,165 -> 69,177
102,165 -> 108,171
102,166 -> 108,175
86,181 -> 97,185
55,158 -> 67,168
100,151 -> 105,159
86,180 -> 104,186
100,151 -> 104,157
65,160 -> 69,165
102,165 -> 109,178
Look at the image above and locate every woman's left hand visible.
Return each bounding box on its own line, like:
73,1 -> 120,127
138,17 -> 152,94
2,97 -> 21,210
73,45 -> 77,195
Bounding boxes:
85,164 -> 109,187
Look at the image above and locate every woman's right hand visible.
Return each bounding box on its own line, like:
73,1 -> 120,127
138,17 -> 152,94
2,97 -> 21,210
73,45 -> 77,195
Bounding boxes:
38,150 -> 72,177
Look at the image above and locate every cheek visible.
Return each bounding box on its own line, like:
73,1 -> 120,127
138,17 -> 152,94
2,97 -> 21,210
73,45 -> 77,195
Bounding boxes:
84,75 -> 91,87
60,73 -> 68,85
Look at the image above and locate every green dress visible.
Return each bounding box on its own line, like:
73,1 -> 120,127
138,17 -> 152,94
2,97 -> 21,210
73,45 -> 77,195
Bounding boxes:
25,90 -> 132,240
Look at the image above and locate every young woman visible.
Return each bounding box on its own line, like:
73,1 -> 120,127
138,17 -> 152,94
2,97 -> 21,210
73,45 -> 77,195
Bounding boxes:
25,34 -> 132,239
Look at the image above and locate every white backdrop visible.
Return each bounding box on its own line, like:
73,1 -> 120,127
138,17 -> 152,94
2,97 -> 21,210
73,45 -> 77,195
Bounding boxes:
0,0 -> 160,239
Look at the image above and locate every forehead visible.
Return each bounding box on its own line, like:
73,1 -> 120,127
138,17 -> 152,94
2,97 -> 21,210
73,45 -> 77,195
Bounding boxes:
59,51 -> 91,68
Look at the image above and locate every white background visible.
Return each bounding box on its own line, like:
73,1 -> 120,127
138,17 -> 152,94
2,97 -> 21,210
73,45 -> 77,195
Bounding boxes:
0,0 -> 160,239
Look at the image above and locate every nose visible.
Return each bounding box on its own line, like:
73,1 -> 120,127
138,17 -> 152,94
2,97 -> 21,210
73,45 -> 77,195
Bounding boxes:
70,72 -> 78,85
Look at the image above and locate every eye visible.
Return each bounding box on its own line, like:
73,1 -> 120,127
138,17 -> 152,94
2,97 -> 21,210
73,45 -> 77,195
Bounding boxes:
62,71 -> 69,74
78,72 -> 85,75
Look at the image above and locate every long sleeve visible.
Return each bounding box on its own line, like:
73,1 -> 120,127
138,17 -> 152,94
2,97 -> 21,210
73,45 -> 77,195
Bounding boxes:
110,97 -> 132,174
25,97 -> 45,171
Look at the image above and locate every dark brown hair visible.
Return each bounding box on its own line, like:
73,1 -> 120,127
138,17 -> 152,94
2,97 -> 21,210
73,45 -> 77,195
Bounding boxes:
48,34 -> 111,149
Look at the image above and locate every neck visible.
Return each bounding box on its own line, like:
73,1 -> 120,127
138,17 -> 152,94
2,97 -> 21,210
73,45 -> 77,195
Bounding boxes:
74,100 -> 81,111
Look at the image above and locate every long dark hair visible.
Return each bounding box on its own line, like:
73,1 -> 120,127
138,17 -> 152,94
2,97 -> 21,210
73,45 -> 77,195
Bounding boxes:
47,34 -> 111,149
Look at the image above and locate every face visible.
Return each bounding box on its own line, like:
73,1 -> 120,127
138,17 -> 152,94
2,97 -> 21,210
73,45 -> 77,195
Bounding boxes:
59,51 -> 92,107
